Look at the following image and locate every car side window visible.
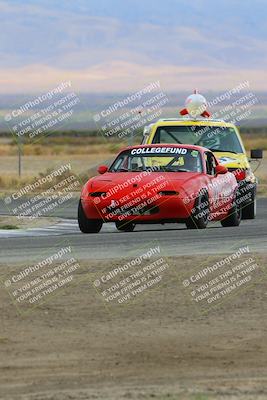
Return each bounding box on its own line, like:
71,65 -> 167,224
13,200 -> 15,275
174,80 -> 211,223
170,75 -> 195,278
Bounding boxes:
205,152 -> 217,176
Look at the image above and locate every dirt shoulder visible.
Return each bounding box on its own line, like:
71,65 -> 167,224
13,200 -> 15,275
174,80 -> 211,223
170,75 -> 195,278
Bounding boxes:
0,254 -> 267,400
0,215 -> 60,230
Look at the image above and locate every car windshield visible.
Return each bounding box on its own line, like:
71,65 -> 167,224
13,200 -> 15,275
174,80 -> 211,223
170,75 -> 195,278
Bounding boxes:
109,147 -> 203,173
152,125 -> 243,153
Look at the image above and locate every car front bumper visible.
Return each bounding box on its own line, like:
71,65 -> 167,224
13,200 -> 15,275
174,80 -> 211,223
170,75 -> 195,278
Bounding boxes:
81,195 -> 192,223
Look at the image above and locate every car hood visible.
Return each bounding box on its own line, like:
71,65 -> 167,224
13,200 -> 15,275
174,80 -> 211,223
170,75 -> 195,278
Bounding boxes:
87,171 -> 202,191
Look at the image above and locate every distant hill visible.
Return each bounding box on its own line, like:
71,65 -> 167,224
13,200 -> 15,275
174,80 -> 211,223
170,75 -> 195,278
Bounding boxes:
0,91 -> 266,131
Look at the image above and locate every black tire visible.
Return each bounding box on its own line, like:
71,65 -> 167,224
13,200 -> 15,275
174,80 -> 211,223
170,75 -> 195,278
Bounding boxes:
242,198 -> 256,220
221,198 -> 241,227
78,200 -> 103,233
186,193 -> 209,229
115,221 -> 135,232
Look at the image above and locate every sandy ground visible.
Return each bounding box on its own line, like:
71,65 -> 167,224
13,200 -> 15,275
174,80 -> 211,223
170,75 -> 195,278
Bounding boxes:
0,253 -> 267,400
0,216 -> 60,230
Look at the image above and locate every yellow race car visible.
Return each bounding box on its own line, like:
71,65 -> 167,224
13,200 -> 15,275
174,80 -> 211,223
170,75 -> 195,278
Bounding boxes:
141,118 -> 263,219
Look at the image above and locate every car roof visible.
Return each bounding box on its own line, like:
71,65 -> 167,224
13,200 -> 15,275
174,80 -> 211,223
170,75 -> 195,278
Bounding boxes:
151,118 -> 236,128
120,143 -> 209,153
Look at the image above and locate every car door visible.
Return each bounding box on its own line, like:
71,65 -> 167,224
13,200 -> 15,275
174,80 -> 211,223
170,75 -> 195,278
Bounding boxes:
204,151 -> 231,215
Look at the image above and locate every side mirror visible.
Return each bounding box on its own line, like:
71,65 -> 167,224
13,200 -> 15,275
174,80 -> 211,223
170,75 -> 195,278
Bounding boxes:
98,165 -> 108,174
251,149 -> 263,159
215,164 -> 228,175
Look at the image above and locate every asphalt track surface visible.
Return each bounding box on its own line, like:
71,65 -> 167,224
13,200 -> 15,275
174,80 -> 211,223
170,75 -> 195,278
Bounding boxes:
0,198 -> 266,263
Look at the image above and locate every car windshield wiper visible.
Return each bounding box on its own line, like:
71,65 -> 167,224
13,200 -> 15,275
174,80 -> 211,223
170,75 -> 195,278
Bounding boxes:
117,168 -> 147,172
209,149 -> 237,154
163,168 -> 189,172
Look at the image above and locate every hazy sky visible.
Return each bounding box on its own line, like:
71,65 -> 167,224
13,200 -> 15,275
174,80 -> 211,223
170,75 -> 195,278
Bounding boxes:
0,0 -> 266,93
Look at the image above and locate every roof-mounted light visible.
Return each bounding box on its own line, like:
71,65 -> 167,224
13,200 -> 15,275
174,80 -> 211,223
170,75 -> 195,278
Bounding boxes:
179,89 -> 211,119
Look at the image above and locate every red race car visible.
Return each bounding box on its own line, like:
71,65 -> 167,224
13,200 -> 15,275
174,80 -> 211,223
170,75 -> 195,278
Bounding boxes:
78,144 -> 241,233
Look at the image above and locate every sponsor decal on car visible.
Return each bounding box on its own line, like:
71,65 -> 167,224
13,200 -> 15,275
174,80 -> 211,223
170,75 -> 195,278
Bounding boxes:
218,156 -> 237,164
131,147 -> 188,155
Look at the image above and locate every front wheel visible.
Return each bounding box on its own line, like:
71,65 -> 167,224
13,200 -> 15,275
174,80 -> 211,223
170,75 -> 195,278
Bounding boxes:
115,221 -> 135,232
78,200 -> 103,233
185,193 -> 209,229
221,200 -> 241,227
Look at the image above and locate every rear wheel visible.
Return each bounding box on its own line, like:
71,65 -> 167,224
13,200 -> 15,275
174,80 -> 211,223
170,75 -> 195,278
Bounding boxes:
186,193 -> 209,229
115,221 -> 135,232
221,198 -> 241,227
78,200 -> 103,233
